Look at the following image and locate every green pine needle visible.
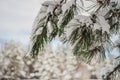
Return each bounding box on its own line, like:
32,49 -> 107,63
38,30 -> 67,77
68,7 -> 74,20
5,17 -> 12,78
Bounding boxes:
59,5 -> 76,36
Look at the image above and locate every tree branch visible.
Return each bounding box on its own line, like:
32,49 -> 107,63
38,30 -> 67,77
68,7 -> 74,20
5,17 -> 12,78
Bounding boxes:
105,62 -> 120,79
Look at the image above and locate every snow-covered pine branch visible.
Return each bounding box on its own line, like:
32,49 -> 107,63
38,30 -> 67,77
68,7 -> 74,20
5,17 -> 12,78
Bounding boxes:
30,0 -> 77,57
30,0 -> 120,63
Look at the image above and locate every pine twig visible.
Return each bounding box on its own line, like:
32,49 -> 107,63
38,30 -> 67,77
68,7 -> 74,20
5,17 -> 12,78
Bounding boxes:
105,64 -> 120,79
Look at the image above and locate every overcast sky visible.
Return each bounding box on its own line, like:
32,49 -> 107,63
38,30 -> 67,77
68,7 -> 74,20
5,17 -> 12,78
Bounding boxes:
0,0 -> 46,46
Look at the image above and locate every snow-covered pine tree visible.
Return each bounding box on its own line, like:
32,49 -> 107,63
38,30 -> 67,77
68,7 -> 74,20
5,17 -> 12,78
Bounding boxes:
30,0 -> 120,80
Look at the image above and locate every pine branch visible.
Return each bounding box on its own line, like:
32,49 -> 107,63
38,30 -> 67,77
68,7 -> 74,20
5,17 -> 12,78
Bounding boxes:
31,13 -> 51,57
49,15 -> 59,40
95,0 -> 110,13
30,0 -> 119,63
104,63 -> 120,80
105,2 -> 120,34
59,4 -> 76,36
30,0 -> 67,57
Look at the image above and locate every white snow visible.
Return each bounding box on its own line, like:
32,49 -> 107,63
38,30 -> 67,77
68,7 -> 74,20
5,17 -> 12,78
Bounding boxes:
93,15 -> 110,33
62,0 -> 76,13
42,1 -> 56,6
74,15 -> 93,24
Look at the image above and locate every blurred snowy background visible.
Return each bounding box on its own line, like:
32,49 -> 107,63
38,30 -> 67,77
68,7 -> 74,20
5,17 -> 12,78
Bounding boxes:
0,42 -> 118,79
